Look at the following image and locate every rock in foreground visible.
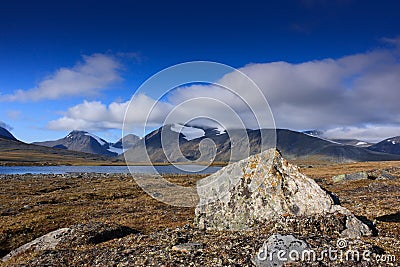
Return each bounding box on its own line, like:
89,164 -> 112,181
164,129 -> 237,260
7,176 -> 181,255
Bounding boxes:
2,223 -> 136,262
195,149 -> 371,238
2,228 -> 71,262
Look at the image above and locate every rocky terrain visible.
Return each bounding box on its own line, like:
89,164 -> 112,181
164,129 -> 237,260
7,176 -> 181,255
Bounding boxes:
0,152 -> 399,266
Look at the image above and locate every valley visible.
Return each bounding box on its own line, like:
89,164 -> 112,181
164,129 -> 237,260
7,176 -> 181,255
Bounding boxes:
1,124 -> 400,166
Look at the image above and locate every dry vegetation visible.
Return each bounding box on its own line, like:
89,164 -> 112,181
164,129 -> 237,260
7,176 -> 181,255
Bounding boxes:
0,139 -> 118,166
0,160 -> 399,265
0,173 -> 206,258
301,161 -> 400,259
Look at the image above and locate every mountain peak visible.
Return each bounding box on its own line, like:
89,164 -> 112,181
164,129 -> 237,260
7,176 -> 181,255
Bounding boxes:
170,123 -> 206,141
68,130 -> 88,135
368,136 -> 400,155
113,134 -> 140,149
0,127 -> 17,141
302,130 -> 324,137
34,130 -> 117,157
122,126 -> 400,163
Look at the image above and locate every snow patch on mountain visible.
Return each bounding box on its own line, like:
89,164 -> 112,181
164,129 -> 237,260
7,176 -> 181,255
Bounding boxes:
386,139 -> 398,145
303,132 -> 342,145
107,146 -> 124,155
214,127 -> 226,135
85,133 -> 106,146
171,124 -> 205,141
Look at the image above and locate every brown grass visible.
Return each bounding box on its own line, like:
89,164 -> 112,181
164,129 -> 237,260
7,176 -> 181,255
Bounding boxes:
300,160 -> 400,179
1,160 -> 400,262
0,174 -> 201,257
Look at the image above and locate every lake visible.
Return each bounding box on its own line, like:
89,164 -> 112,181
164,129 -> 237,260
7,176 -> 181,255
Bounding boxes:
0,165 -> 221,175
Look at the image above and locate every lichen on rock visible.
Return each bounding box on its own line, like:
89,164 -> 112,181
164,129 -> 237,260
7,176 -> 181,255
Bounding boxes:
195,149 -> 372,238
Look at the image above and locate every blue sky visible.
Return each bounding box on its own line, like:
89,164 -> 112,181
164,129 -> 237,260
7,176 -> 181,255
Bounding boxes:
0,0 -> 400,143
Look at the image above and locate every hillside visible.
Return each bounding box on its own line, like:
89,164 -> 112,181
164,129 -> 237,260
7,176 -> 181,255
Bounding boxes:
113,134 -> 140,149
0,127 -> 17,141
329,139 -> 373,147
0,138 -> 117,166
123,125 -> 400,164
33,131 -> 118,157
368,136 -> 400,155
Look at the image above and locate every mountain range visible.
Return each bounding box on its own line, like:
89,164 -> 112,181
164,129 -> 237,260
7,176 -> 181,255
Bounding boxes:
1,125 -> 400,164
369,136 -> 400,155
0,128 -> 115,165
301,130 -> 373,147
0,127 -> 17,141
123,125 -> 400,163
33,131 -> 124,157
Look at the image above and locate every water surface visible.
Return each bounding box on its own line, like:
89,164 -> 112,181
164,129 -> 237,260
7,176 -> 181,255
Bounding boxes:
0,165 -> 221,175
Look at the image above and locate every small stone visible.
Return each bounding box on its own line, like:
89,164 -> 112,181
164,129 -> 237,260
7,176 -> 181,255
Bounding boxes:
332,171 -> 368,182
341,215 -> 372,238
377,170 -> 396,180
171,242 -> 203,253
152,192 -> 163,198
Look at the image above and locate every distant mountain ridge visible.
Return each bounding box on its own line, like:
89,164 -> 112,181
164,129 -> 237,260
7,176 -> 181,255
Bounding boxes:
113,134 -> 141,150
302,130 -> 373,147
3,125 -> 400,163
123,124 -> 400,163
0,127 -> 17,141
330,139 -> 373,148
368,136 -> 400,155
34,131 -> 118,157
0,136 -> 113,165
33,131 -> 141,157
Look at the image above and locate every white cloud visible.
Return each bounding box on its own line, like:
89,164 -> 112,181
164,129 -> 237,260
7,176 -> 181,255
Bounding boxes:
0,53 -> 122,102
48,45 -> 400,141
323,125 -> 400,143
47,94 -> 172,132
159,49 -> 400,133
234,50 -> 400,130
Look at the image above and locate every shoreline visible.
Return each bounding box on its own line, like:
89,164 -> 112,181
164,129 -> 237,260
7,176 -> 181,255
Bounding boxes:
0,161 -> 228,167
